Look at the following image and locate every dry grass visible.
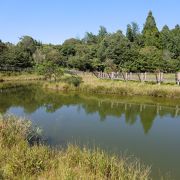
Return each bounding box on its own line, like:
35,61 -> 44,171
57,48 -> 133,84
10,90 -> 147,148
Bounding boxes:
1,72 -> 180,98
0,72 -> 43,82
0,115 -> 151,180
43,74 -> 180,99
0,81 -> 41,91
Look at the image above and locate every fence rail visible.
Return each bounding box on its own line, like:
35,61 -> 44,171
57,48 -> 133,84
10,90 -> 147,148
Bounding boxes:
0,67 -> 33,72
93,71 -> 180,85
1,67 -> 180,85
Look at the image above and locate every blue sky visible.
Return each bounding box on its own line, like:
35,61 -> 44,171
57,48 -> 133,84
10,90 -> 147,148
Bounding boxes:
0,0 -> 179,44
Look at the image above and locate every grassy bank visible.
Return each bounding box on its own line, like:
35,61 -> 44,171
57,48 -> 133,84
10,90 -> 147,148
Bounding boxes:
43,74 -> 180,99
0,81 -> 41,91
0,72 -> 43,82
1,72 -> 180,98
0,115 -> 151,179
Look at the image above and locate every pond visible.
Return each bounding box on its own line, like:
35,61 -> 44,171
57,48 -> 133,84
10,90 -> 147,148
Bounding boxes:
0,85 -> 180,179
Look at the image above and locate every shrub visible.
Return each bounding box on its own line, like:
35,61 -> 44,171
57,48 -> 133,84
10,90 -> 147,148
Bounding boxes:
35,61 -> 64,81
63,76 -> 83,87
0,115 -> 42,147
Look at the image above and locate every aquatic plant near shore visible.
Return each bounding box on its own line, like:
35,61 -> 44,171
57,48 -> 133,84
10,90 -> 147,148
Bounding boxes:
0,115 -> 151,179
62,75 -> 83,87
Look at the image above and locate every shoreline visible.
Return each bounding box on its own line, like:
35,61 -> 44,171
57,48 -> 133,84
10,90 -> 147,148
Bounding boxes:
0,115 -> 151,179
43,79 -> 180,99
1,73 -> 180,99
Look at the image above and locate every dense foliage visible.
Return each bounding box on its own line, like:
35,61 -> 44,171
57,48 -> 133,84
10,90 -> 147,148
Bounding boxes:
0,11 -> 180,72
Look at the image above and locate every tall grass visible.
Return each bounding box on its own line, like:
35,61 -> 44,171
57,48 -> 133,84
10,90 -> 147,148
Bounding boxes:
0,72 -> 43,82
43,74 -> 180,99
0,115 -> 151,179
0,81 -> 41,92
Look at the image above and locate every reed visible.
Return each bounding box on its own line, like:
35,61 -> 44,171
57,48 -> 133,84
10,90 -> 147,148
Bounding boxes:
0,115 -> 151,180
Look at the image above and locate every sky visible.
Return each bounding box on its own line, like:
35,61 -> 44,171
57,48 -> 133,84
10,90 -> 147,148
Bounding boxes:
0,0 -> 179,44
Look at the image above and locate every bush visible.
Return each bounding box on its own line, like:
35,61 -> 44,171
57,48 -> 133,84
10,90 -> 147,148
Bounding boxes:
63,76 -> 83,87
35,61 -> 64,81
0,115 -> 42,147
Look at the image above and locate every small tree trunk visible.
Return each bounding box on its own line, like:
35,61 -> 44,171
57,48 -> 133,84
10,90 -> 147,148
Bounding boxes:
155,72 -> 162,85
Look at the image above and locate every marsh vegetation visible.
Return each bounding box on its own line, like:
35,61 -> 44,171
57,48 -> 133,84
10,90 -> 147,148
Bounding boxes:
0,115 -> 151,179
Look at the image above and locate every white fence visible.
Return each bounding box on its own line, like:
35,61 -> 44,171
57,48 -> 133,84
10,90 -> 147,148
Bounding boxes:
93,72 -> 180,85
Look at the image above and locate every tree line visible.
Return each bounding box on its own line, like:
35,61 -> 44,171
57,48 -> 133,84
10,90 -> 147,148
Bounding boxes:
0,11 -> 180,73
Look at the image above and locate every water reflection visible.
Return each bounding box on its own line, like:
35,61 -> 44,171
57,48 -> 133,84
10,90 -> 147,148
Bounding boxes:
0,85 -> 180,134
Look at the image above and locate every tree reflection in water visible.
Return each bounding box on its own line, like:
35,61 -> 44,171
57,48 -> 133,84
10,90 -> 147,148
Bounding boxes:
0,85 -> 180,134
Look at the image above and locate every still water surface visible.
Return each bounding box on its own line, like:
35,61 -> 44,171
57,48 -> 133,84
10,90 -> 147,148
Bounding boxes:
0,86 -> 180,179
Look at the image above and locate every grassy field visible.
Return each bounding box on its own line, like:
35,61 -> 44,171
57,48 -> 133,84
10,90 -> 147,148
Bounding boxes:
43,74 -> 180,99
0,115 -> 151,180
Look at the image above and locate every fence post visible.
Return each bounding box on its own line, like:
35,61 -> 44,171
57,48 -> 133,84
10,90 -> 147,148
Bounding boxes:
121,72 -> 126,81
137,73 -> 144,82
144,72 -> 147,81
160,72 -> 164,83
125,72 -> 128,81
111,72 -> 115,79
94,71 -> 179,85
176,72 -> 180,85
97,72 -> 99,78
141,73 -> 144,82
155,72 -> 161,85
137,73 -> 140,82
129,72 -> 132,81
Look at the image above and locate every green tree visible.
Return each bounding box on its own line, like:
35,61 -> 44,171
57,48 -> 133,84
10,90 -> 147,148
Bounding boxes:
170,25 -> 180,58
142,11 -> 160,48
126,24 -> 134,42
36,60 -> 63,81
18,36 -> 38,55
160,25 -> 171,49
0,40 -> 7,53
1,45 -> 33,68
83,32 -> 97,44
0,40 -> 8,67
160,25 -> 180,59
137,46 -> 163,72
126,22 -> 141,44
98,26 -> 108,41
132,22 -> 140,38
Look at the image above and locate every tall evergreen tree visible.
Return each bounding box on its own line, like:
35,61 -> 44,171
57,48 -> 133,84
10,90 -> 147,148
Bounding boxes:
131,22 -> 140,37
98,26 -> 108,42
126,24 -> 134,42
160,25 -> 171,50
0,40 -> 7,53
171,25 -> 180,58
126,22 -> 140,42
142,11 -> 160,47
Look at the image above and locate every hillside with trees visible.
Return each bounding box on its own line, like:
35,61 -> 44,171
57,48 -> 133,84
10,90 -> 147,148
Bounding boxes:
0,11 -> 180,73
